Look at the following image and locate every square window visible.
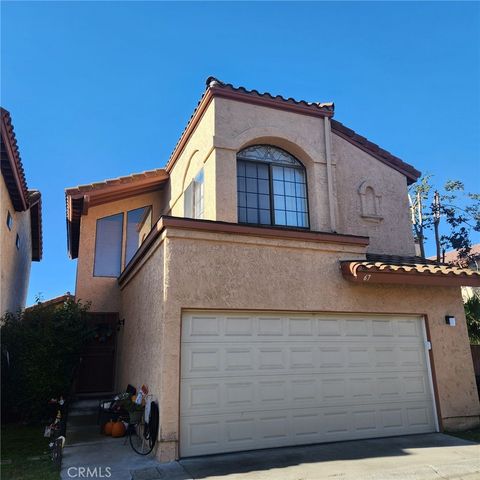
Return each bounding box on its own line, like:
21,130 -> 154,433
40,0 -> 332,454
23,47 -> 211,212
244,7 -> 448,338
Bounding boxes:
6,211 -> 13,230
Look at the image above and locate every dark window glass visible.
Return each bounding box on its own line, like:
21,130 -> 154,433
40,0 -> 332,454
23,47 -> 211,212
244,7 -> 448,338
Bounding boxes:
15,234 -> 20,250
125,206 -> 152,266
6,211 -> 13,231
94,213 -> 123,277
237,145 -> 309,228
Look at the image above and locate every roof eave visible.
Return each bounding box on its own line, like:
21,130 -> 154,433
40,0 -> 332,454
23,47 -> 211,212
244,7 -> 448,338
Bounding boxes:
341,262 -> 480,287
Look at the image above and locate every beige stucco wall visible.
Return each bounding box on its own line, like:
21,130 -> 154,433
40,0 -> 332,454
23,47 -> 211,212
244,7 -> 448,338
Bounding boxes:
0,174 -> 32,315
333,133 -> 416,255
75,191 -> 163,311
118,226 -> 480,461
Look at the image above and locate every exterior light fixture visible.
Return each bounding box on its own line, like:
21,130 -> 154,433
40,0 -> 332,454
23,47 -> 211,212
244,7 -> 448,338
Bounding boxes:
445,315 -> 456,326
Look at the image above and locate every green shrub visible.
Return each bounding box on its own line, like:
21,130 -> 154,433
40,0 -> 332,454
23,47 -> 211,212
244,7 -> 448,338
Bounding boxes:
465,294 -> 480,345
1,298 -> 91,423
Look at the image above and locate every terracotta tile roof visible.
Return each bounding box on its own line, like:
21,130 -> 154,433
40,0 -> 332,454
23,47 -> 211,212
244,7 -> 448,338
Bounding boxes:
432,244 -> 480,267
65,168 -> 169,259
331,120 -> 421,184
65,168 -> 168,196
165,77 -> 421,185
1,107 -> 29,211
341,253 -> 480,287
25,292 -> 74,312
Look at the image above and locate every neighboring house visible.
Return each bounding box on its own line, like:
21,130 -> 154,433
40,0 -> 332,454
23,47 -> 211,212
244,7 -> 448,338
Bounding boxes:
442,245 -> 480,301
1,108 -> 42,316
24,292 -> 74,312
65,78 -> 480,462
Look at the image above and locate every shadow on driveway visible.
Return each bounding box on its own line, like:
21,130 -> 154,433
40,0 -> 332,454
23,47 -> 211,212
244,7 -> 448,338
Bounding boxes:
170,433 -> 480,480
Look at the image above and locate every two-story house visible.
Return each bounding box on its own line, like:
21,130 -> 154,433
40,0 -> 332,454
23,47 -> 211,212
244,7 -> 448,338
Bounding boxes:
1,108 -> 42,316
66,78 -> 480,462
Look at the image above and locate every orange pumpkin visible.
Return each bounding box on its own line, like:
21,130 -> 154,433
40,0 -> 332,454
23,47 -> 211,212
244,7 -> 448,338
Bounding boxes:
111,420 -> 126,438
104,419 -> 114,436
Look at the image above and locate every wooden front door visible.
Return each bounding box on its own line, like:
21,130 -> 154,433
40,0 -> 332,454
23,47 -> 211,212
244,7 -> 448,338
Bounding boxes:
76,313 -> 118,394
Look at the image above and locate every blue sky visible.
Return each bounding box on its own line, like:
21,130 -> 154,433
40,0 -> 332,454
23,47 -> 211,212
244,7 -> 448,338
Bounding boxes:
1,1 -> 479,305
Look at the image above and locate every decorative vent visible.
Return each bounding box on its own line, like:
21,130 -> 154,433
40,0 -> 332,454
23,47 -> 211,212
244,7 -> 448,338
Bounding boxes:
358,181 -> 383,223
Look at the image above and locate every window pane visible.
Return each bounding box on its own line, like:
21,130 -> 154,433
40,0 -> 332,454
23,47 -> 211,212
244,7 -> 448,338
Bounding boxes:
295,169 -> 305,182
284,168 -> 295,182
296,197 -> 307,212
274,210 -> 286,225
237,177 -> 246,192
246,177 -> 257,193
258,179 -> 269,195
237,161 -> 246,176
194,178 -> 204,219
184,182 -> 194,218
286,211 -> 297,226
284,181 -> 295,196
273,195 -> 285,210
272,166 -> 284,181
247,208 -> 258,223
258,194 -> 270,210
257,164 -> 269,179
238,192 -> 246,207
247,193 -> 258,208
273,180 -> 284,195
295,182 -> 306,198
285,196 -> 296,211
246,163 -> 257,178
259,209 -> 271,224
94,213 -> 123,277
297,212 -> 308,227
126,206 -> 152,265
238,207 -> 247,223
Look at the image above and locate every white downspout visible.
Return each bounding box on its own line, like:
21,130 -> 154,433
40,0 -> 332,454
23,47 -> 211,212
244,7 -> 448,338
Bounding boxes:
324,116 -> 337,232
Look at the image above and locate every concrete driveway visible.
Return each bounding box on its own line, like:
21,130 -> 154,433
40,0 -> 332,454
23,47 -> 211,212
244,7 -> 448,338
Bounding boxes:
133,434 -> 480,480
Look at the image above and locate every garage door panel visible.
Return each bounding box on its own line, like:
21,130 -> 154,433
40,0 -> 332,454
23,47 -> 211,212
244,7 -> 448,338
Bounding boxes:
180,312 -> 436,457
181,372 -> 432,416
181,400 -> 436,456
182,343 -> 429,379
182,314 -> 426,343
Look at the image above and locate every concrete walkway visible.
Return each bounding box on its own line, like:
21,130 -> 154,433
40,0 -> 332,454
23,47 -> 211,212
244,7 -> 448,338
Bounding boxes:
61,398 -> 159,480
134,434 -> 480,480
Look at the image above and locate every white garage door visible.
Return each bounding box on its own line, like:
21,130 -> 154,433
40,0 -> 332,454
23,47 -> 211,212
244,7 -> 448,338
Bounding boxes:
180,312 -> 437,457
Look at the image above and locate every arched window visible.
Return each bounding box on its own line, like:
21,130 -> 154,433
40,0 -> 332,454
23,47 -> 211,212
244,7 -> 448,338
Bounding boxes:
237,145 -> 309,228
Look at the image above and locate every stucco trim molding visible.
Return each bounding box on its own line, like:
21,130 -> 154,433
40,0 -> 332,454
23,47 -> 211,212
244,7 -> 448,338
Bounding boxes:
119,216 -> 369,285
